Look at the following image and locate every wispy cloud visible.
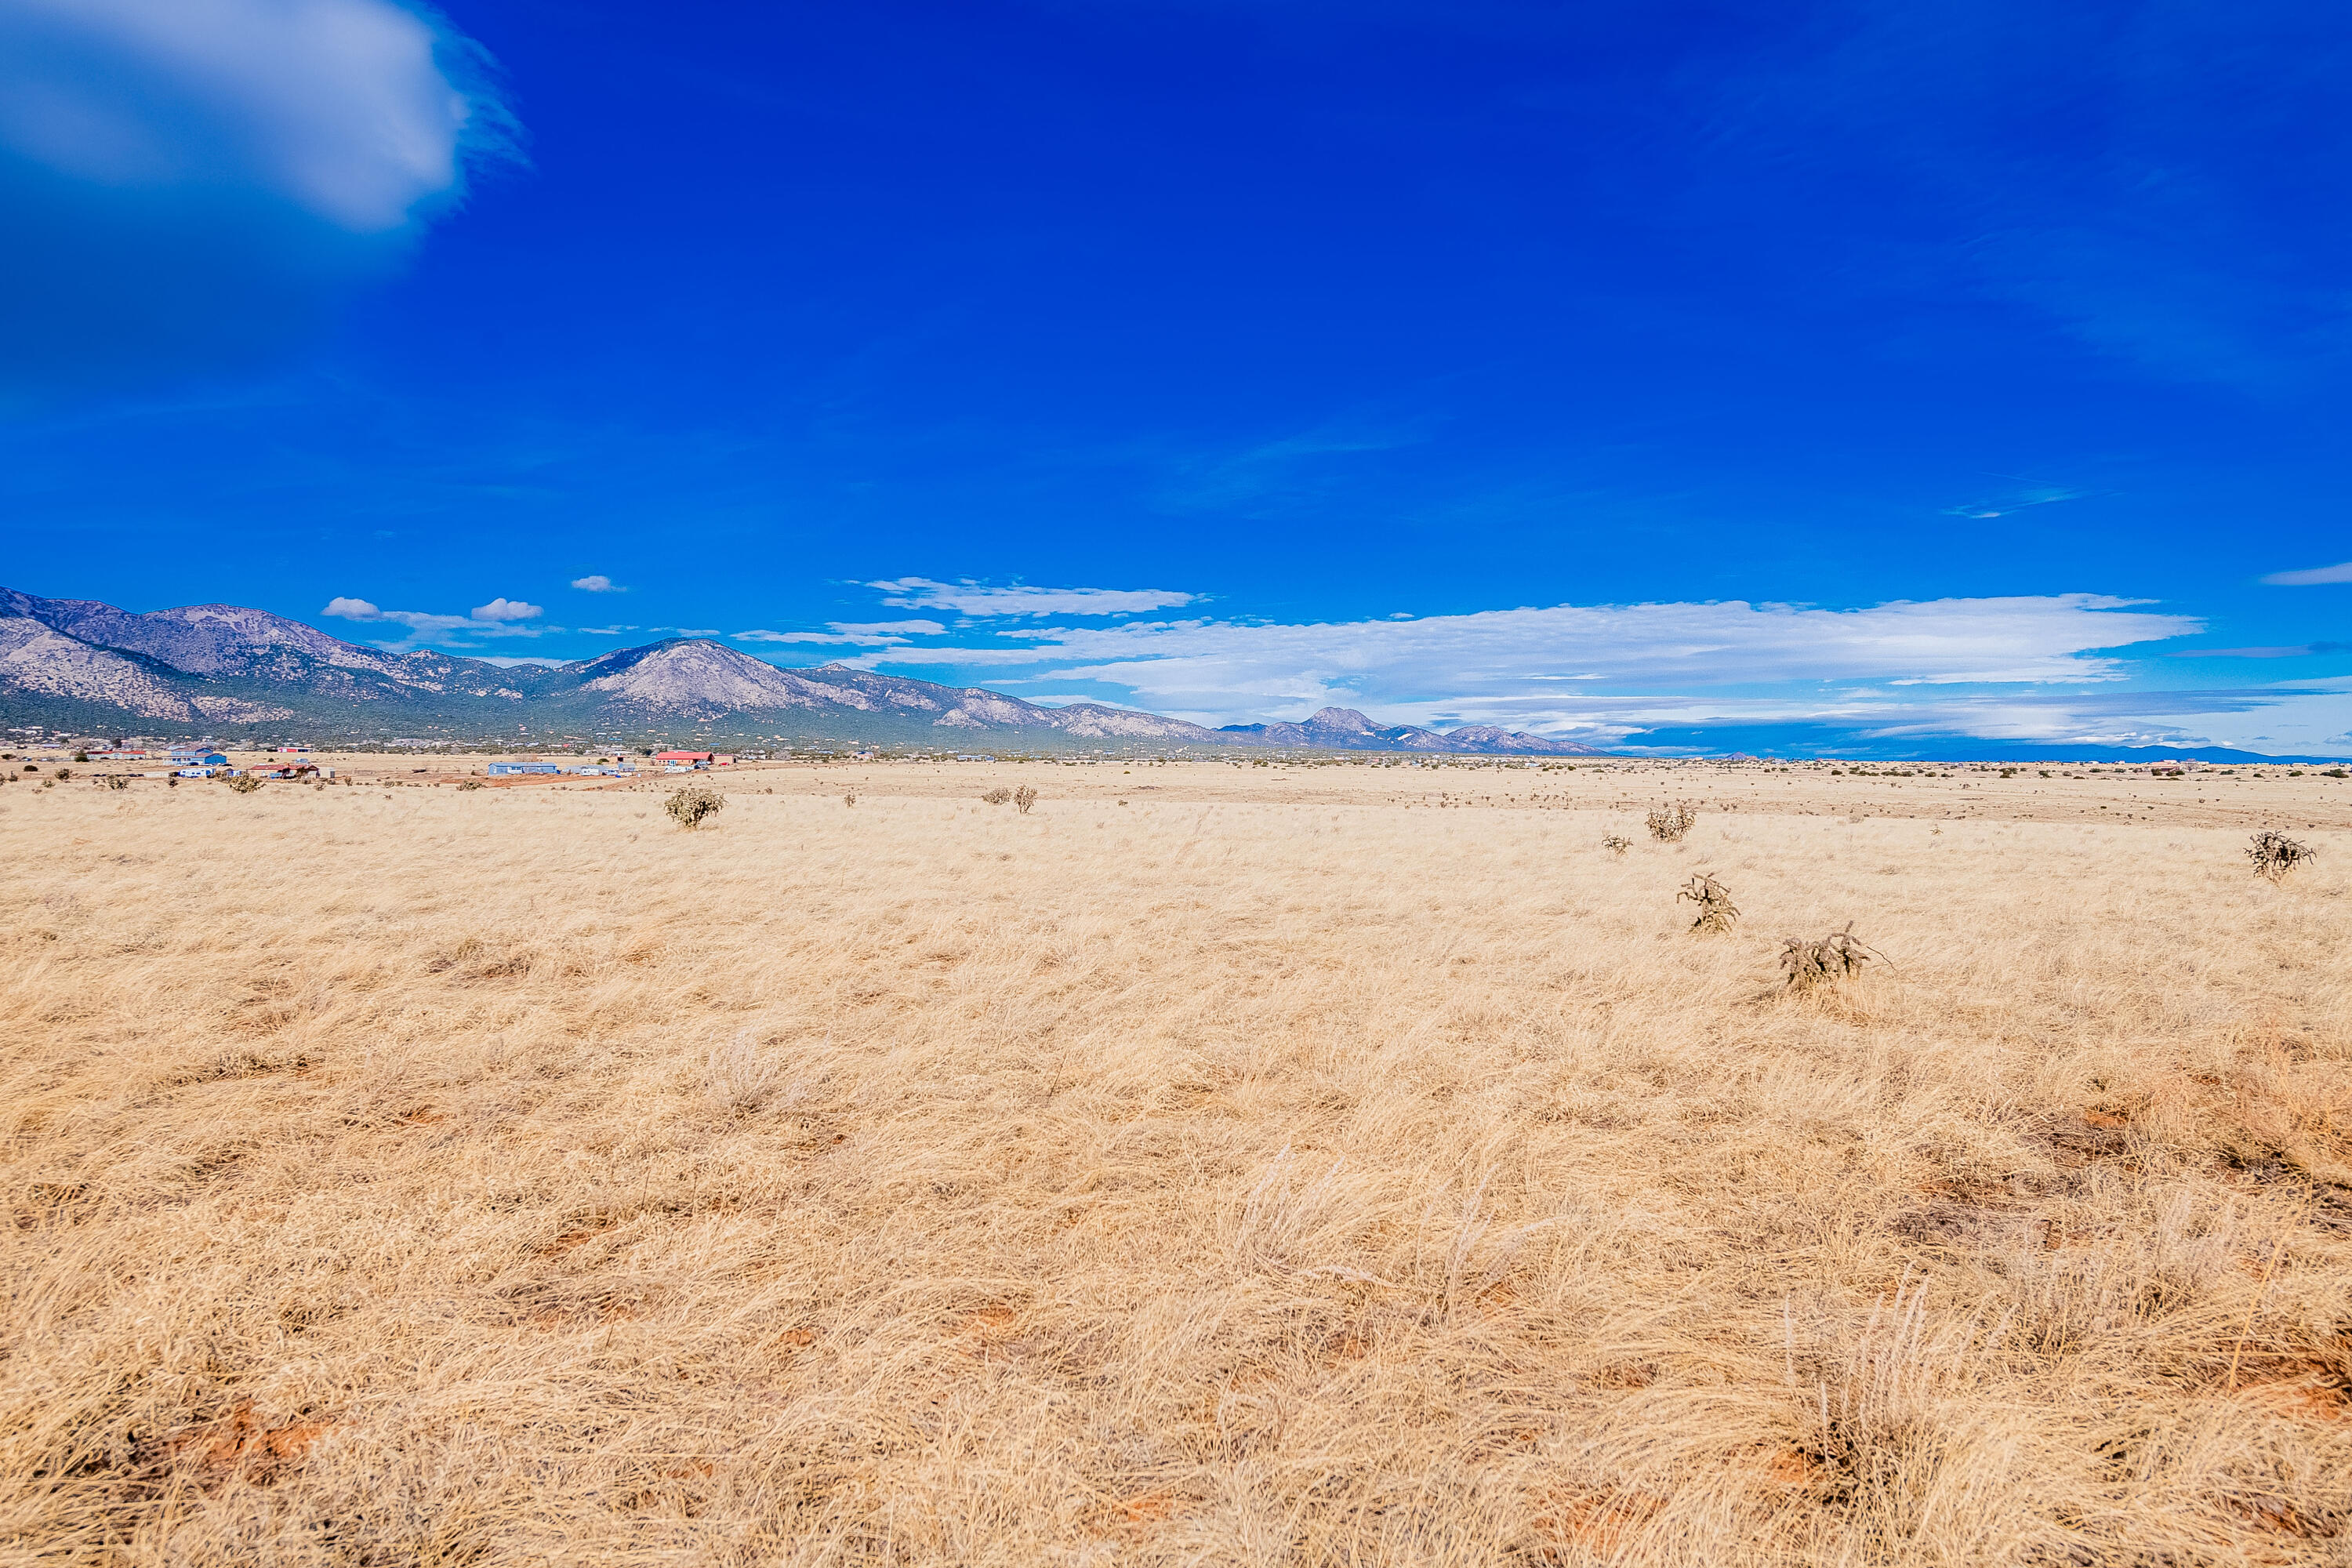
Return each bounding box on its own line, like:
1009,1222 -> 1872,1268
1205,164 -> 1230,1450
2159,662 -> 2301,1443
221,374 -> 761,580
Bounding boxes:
1940,485 -> 2086,521
570,575 -> 624,593
733,619 -> 946,648
0,0 -> 521,391
867,577 -> 1196,618
2262,561 -> 2352,586
2169,642 -> 2351,659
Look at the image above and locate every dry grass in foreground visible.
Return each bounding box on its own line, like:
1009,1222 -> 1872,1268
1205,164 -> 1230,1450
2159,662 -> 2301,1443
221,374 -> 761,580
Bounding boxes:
3,770 -> 2350,1566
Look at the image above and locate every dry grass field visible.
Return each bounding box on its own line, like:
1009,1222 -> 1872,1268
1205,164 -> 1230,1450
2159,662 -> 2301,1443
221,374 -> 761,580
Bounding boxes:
4,760 -> 2350,1566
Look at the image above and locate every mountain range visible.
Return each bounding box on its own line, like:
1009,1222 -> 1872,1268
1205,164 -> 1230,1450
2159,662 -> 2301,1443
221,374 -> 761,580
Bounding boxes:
0,587 -> 1602,754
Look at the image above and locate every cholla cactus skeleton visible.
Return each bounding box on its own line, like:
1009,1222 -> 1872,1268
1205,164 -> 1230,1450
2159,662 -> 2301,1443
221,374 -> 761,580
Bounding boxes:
1779,922 -> 1887,989
1678,873 -> 1739,933
1647,800 -> 1698,842
1601,833 -> 1631,855
666,781 -> 724,830
1013,785 -> 1036,814
2248,829 -> 2315,883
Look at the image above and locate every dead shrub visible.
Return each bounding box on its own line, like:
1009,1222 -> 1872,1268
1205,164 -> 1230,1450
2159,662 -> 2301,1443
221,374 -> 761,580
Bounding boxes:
1014,785 -> 1036,814
1601,833 -> 1631,855
53,767 -> 74,783
225,774 -> 263,795
100,774 -> 129,792
844,790 -> 858,807
982,788 -> 1012,805
666,782 -> 724,830
1646,800 -> 1697,842
1678,873 -> 1739,933
457,779 -> 485,792
1779,922 -> 1887,989
2248,829 -> 2316,883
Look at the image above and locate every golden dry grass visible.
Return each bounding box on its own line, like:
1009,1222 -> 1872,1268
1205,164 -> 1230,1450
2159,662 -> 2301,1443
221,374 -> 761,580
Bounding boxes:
4,764 -> 2350,1566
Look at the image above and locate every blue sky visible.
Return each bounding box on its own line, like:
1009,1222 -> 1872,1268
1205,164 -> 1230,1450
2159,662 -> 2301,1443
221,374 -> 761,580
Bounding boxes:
2,0 -> 2348,753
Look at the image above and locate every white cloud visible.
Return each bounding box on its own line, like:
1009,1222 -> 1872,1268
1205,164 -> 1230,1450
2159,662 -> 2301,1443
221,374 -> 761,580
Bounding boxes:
571,575 -> 622,593
2262,561 -> 2352,586
867,577 -> 1196,618
321,593 -> 552,648
0,0 -> 505,233
733,619 -> 948,647
830,619 -> 946,637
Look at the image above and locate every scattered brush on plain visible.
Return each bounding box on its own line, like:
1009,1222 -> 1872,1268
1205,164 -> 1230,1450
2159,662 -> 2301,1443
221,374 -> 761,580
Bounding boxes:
1601,832 -> 1631,855
2,768 -> 2349,1566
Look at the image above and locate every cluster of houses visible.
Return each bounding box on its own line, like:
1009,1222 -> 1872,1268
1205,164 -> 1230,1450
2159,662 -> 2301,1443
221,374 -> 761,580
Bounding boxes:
481,752 -> 733,778
485,759 -> 635,777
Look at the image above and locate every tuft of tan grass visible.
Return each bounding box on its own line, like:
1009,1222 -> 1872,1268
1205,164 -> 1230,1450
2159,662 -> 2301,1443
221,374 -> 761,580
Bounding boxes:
2,766 -> 2349,1564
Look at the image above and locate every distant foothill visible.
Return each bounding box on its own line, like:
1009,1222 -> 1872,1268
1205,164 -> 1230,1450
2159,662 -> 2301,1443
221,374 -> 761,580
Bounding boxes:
0,586 -> 1599,756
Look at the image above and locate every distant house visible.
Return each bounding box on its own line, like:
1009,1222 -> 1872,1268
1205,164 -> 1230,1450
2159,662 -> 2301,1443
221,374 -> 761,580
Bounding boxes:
240,763 -> 319,780
486,761 -> 563,776
169,751 -> 228,767
653,751 -> 714,768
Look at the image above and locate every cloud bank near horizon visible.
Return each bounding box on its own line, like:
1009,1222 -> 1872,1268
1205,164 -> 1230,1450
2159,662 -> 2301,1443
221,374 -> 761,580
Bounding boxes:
732,583 -> 2348,753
